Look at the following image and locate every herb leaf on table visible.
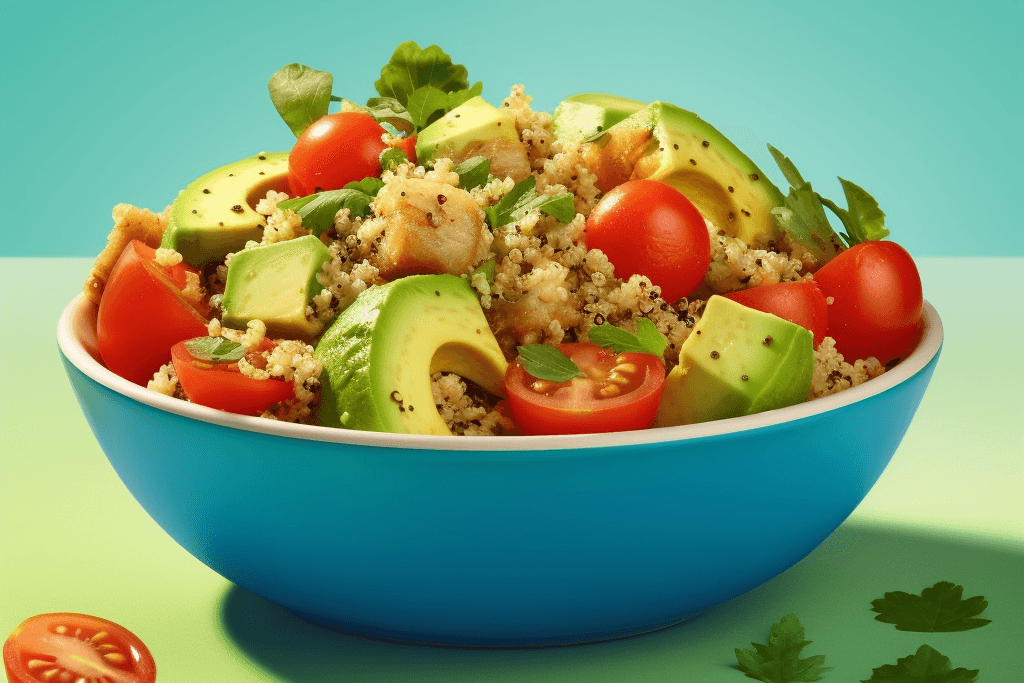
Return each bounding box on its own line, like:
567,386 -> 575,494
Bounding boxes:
870,581 -> 991,632
860,644 -> 979,683
734,613 -> 830,682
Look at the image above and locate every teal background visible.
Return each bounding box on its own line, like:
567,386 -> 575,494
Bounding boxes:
1,0 -> 1019,257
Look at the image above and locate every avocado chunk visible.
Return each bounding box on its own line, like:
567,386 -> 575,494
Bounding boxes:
551,92 -> 646,142
582,102 -> 784,245
221,235 -> 330,340
654,295 -> 813,427
161,152 -> 290,266
415,96 -> 529,182
314,274 -> 508,435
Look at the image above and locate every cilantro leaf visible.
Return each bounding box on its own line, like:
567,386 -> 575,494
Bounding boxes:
454,156 -> 491,191
374,41 -> 472,105
861,644 -> 979,683
734,614 -> 830,683
819,177 -> 889,246
184,337 -> 246,363
870,581 -> 991,632
588,318 -> 667,357
277,181 -> 381,235
517,345 -> 585,382
485,176 -> 576,230
767,145 -> 844,266
268,63 -> 333,137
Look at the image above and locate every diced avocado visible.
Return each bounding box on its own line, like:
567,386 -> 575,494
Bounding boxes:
584,102 -> 785,245
221,235 -> 330,340
654,295 -> 812,427
161,152 -> 290,266
314,274 -> 508,435
551,92 -> 646,142
415,96 -> 527,180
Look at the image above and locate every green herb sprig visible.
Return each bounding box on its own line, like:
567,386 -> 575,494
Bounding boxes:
516,345 -> 585,383
183,337 -> 247,363
588,318 -> 667,358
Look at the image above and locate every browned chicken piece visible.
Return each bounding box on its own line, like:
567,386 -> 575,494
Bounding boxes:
372,178 -> 493,280
83,204 -> 170,304
451,138 -> 532,184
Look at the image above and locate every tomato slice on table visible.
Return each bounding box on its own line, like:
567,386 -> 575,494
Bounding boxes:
171,337 -> 294,415
3,612 -> 156,683
288,112 -> 389,196
724,280 -> 829,348
97,240 -> 211,385
505,343 -> 665,435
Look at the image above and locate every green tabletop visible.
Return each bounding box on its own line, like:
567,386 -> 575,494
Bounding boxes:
2,257 -> 1021,682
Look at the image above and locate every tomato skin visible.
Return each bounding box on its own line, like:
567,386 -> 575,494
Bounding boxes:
395,135 -> 417,166
724,280 -> 829,348
97,240 -> 210,385
584,179 -> 711,304
288,112 -> 388,196
813,240 -> 923,364
4,612 -> 156,683
504,343 -> 665,435
171,338 -> 294,415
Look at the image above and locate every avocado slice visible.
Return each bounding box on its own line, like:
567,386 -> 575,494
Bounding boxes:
654,295 -> 813,427
221,235 -> 330,340
583,102 -> 785,245
551,92 -> 646,142
314,274 -> 508,435
161,152 -> 290,266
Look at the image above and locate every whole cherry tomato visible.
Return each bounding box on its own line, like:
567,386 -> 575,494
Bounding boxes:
724,280 -> 829,348
288,112 -> 388,196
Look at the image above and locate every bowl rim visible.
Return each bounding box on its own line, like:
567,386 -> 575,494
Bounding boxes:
57,293 -> 942,452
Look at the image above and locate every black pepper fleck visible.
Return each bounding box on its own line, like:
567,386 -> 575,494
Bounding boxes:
390,391 -> 403,404
401,191 -> 406,196
192,209 -> 198,214
434,290 -> 441,296
702,140 -> 709,148
763,335 -> 773,346
202,188 -> 210,194
437,194 -> 447,204
741,209 -> 750,217
741,374 -> 749,381
231,204 -> 244,213
689,159 -> 697,165
594,313 -> 606,326
728,211 -> 736,222
728,186 -> 734,193
673,143 -> 679,150
710,350 -> 720,359
749,173 -> 759,181
258,155 -> 266,160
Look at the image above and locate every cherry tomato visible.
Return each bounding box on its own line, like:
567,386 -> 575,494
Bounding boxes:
4,612 -> 156,683
171,338 -> 294,415
813,240 -> 923,364
505,343 -> 665,435
288,112 -> 388,196
724,280 -> 829,348
585,179 -> 711,304
395,135 -> 417,166
97,240 -> 211,385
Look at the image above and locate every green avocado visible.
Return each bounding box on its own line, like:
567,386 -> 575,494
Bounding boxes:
161,152 -> 290,266
586,102 -> 784,245
415,96 -> 520,165
314,274 -> 508,435
654,295 -> 813,427
221,234 -> 330,340
551,92 -> 646,142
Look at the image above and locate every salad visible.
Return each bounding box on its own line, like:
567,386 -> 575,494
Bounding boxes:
82,42 -> 924,437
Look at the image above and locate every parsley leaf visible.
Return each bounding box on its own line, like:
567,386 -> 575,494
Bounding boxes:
485,176 -> 576,230
767,145 -> 844,266
277,178 -> 383,235
870,581 -> 991,632
734,614 -> 830,683
819,177 -> 889,246
268,63 -> 333,137
861,644 -> 979,683
588,318 -> 667,357
454,156 -> 491,191
517,345 -> 585,382
184,337 -> 246,363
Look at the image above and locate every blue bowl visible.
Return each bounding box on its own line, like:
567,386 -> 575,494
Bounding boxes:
58,294 -> 942,646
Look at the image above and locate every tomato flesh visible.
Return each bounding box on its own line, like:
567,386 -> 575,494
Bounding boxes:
97,240 -> 210,385
585,179 -> 711,303
396,135 -> 417,166
4,612 -> 156,683
288,112 -> 388,196
505,343 -> 665,435
724,280 -> 829,348
171,338 -> 294,415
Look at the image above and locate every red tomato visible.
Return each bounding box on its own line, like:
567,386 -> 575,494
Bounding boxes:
288,112 -> 388,196
585,179 -> 711,304
4,612 -> 156,683
813,240 -> 923,364
724,280 -> 829,348
97,240 -> 211,385
171,338 -> 294,415
395,135 -> 417,166
505,343 -> 665,435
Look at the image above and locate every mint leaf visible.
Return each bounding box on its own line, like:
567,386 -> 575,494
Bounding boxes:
184,337 -> 246,363
455,156 -> 491,191
588,318 -> 666,357
485,176 -> 576,229
819,177 -> 889,247
517,345 -> 585,382
379,147 -> 408,173
861,644 -> 979,683
277,186 -> 378,235
870,581 -> 990,632
374,41 -> 472,106
268,63 -> 333,137
734,614 -> 830,683
767,145 -> 844,266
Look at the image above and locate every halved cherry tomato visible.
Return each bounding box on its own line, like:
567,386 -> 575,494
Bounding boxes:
505,343 -> 665,435
724,280 -> 829,348
4,612 -> 156,683
288,112 -> 389,196
97,240 -> 211,385
585,179 -> 711,304
171,337 -> 294,415
395,135 -> 417,166
813,240 -> 923,364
